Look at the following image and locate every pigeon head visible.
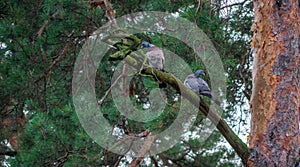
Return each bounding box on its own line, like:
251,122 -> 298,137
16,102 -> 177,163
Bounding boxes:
194,70 -> 205,77
141,41 -> 153,48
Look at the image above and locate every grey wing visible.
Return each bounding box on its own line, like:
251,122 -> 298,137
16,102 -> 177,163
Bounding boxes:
197,78 -> 212,97
197,78 -> 211,91
184,76 -> 201,93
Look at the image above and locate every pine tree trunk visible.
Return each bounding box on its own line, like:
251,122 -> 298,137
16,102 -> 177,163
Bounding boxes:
249,0 -> 299,166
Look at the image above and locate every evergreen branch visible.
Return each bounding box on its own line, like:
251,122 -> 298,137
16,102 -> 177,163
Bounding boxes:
37,10 -> 61,61
37,10 -> 60,38
34,33 -> 73,84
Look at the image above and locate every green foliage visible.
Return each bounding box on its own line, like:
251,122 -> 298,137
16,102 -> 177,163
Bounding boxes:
1,0 -> 252,166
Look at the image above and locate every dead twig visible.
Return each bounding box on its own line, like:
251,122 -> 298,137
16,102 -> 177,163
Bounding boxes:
97,73 -> 123,106
129,131 -> 155,167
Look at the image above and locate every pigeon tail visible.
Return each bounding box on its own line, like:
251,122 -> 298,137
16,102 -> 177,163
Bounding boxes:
199,91 -> 212,98
200,92 -> 221,106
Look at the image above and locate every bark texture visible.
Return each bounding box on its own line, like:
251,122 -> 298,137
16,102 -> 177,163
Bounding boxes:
249,0 -> 299,166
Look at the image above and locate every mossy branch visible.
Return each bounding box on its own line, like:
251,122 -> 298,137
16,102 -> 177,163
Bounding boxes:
109,36 -> 250,165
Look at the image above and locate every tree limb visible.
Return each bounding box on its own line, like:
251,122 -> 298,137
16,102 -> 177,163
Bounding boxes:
129,131 -> 155,167
108,39 -> 250,165
126,55 -> 250,165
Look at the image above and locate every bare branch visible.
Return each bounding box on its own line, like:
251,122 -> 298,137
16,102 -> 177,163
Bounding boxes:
129,132 -> 155,167
98,73 -> 123,106
150,156 -> 159,167
196,0 -> 202,14
219,0 -> 249,10
113,155 -> 124,167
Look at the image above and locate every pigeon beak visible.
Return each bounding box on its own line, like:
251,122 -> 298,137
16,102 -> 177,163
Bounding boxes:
202,72 -> 206,76
141,45 -> 144,48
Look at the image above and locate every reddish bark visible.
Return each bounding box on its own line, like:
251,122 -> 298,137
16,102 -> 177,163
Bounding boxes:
2,114 -> 25,151
249,0 -> 299,166
86,0 -> 116,22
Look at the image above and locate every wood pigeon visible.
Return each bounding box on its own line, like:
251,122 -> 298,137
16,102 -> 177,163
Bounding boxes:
141,41 -> 165,70
184,70 -> 212,98
141,41 -> 166,88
